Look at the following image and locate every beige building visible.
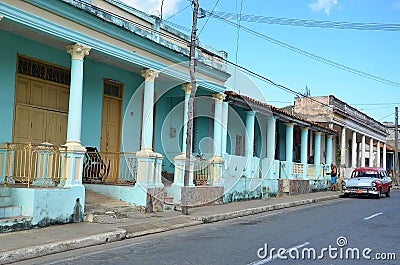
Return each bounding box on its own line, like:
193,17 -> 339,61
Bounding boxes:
290,95 -> 388,179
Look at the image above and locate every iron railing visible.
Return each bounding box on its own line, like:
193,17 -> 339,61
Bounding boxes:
0,143 -> 66,187
82,151 -> 137,185
193,158 -> 211,186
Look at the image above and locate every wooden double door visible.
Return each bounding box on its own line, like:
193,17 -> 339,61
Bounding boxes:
13,76 -> 69,146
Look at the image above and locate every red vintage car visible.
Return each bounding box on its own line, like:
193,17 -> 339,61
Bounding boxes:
341,167 -> 392,199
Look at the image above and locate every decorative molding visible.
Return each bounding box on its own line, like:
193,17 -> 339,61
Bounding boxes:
66,44 -> 91,60
141,69 -> 159,82
181,83 -> 192,95
212,93 -> 226,103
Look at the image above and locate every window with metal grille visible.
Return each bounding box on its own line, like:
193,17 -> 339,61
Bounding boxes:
17,55 -> 71,85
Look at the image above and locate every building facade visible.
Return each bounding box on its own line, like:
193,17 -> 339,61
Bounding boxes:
293,95 -> 389,182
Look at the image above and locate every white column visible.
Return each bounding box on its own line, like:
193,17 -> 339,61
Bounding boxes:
377,141 -> 381,167
361,135 -> 366,167
140,69 -> 159,150
221,101 -> 229,155
266,116 -> 276,160
212,93 -> 226,157
351,131 -> 357,168
181,83 -> 191,153
244,111 -> 255,177
285,123 -> 294,162
65,44 -> 91,146
341,127 -> 346,167
383,143 -> 387,169
369,138 -> 374,167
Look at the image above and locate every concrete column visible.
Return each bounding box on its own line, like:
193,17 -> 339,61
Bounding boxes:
340,126 -> 346,167
300,127 -> 308,164
369,138 -> 374,167
361,135 -> 366,167
61,44 -> 90,189
140,69 -> 159,150
377,141 -> 381,167
65,44 -> 90,145
212,93 -> 226,157
221,101 -> 229,155
351,131 -> 357,168
285,123 -> 294,162
245,110 -> 255,177
314,132 -> 321,165
266,116 -> 276,160
383,143 -> 387,169
211,93 -> 226,185
326,135 -> 333,166
181,83 -> 191,153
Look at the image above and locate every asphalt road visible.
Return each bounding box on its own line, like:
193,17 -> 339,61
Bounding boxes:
18,192 -> 400,265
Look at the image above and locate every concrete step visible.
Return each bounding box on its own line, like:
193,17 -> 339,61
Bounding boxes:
164,197 -> 174,205
0,206 -> 22,218
0,196 -> 11,207
0,216 -> 32,233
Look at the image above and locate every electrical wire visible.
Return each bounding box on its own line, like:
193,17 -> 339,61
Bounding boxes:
165,3 -> 191,21
204,10 -> 400,88
68,0 -> 390,125
208,10 -> 400,32
198,0 -> 220,36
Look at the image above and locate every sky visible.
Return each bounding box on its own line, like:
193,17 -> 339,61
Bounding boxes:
121,0 -> 400,124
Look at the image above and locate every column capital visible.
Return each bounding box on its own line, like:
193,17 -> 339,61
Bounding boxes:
326,134 -> 334,139
314,131 -> 322,136
212,93 -> 226,103
285,122 -> 294,128
300,126 -> 309,132
141,69 -> 159,82
246,110 -> 256,116
181,83 -> 192,95
66,44 -> 91,60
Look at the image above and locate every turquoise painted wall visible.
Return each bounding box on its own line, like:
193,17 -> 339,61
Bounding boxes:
81,59 -> 142,150
0,30 -> 69,143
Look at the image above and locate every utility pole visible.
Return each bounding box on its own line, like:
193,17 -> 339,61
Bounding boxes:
182,0 -> 199,215
395,107 -> 399,185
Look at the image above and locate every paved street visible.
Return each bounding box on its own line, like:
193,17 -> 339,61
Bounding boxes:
17,192 -> 399,265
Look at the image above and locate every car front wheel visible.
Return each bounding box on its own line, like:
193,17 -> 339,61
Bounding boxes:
375,189 -> 382,199
385,188 -> 391,198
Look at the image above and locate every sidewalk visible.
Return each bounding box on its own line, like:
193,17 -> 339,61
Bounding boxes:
0,191 -> 347,264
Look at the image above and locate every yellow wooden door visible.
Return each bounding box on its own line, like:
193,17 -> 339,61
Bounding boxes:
100,96 -> 121,182
101,96 -> 121,153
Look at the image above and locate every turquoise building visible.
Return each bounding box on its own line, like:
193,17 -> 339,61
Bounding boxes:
0,0 -> 336,232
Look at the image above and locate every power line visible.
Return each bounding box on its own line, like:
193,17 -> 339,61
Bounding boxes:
198,0 -> 220,36
165,3 -> 191,21
208,10 -> 400,32
204,10 -> 400,88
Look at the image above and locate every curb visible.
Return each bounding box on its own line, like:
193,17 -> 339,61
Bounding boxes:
0,194 -> 342,264
126,221 -> 203,239
0,229 -> 126,265
196,194 -> 342,223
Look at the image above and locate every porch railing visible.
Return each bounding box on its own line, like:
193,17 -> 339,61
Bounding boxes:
0,142 -> 66,187
82,150 -> 137,185
193,158 -> 211,186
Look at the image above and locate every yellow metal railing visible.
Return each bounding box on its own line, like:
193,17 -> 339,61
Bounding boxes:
193,159 -> 211,186
0,143 -> 66,187
82,151 -> 137,184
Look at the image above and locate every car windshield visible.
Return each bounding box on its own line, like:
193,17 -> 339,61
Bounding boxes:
352,171 -> 379,178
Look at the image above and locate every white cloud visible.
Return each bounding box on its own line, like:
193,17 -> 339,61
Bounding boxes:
120,0 -> 183,17
309,0 -> 339,15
